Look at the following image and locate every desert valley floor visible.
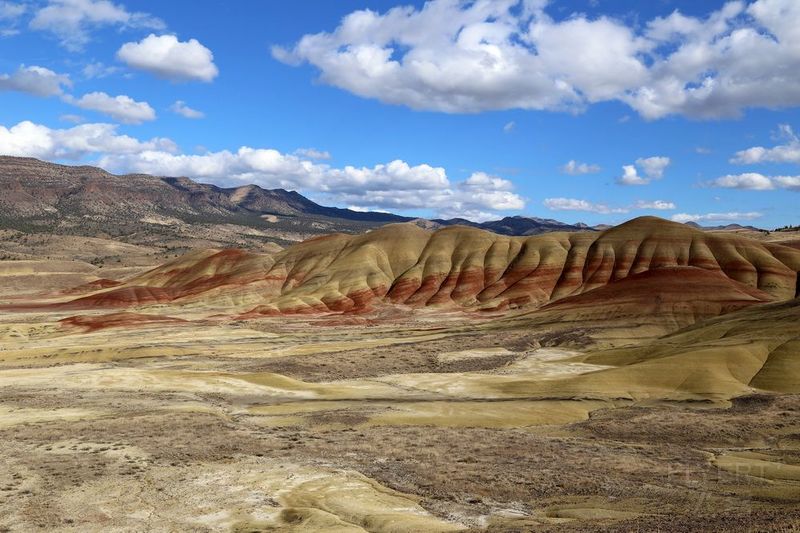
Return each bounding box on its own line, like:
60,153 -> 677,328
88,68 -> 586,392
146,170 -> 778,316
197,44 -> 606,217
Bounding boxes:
1,217 -> 800,532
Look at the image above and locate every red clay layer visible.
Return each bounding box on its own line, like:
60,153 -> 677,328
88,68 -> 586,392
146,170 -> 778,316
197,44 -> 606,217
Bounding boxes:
11,219 -> 800,317
59,312 -> 188,332
59,279 -> 123,295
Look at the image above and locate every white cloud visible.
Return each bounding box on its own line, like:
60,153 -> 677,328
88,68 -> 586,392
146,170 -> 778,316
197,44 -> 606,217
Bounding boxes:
618,164 -> 646,186
671,212 -> 763,224
775,176 -> 800,190
503,121 -> 515,133
561,159 -> 600,175
636,156 -> 670,179
11,126 -> 517,218
117,34 -> 218,82
294,148 -> 331,160
82,61 -> 118,79
100,152 -> 524,218
731,124 -> 800,164
0,65 -> 71,97
274,0 -> 800,119
169,100 -> 204,119
65,92 -> 156,124
711,172 -> 800,191
618,156 -> 670,185
544,197 -> 676,214
543,198 -> 627,214
332,173 -> 524,219
322,159 -> 449,194
462,171 -> 515,192
0,1 -> 25,36
1,117 -> 524,220
712,172 -> 776,190
59,114 -> 85,124
30,0 -> 164,51
0,2 -> 25,20
0,120 -> 177,160
633,200 -> 676,210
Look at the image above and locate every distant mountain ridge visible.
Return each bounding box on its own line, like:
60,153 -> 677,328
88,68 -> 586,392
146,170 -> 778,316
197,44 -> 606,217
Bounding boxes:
0,157 -> 591,246
0,156 -> 407,223
434,215 -> 590,235
684,221 -> 764,232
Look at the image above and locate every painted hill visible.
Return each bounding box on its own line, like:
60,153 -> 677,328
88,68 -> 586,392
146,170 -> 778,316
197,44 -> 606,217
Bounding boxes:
35,217 -> 800,327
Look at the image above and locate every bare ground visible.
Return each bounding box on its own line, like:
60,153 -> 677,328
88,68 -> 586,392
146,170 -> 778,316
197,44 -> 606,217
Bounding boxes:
1,318 -> 799,531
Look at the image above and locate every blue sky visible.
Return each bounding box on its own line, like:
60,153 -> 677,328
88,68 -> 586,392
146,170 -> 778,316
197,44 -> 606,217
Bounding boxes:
1,0 -> 799,227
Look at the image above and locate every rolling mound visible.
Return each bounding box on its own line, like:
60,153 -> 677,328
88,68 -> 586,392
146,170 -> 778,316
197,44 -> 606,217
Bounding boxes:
19,217 -> 800,323
549,297 -> 800,400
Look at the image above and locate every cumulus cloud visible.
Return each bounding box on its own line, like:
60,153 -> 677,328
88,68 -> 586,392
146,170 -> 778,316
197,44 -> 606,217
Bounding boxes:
0,65 -> 71,97
636,156 -> 670,179
561,159 -> 600,175
0,66 -> 152,128
170,100 -> 204,119
274,0 -> 800,119
775,176 -> 800,190
633,200 -> 676,210
671,212 -> 763,223
731,124 -> 800,164
711,172 -> 800,191
117,34 -> 218,82
543,198 -> 627,214
618,156 -> 670,185
544,197 -> 676,214
30,0 -> 164,51
0,118 -> 522,219
65,92 -> 156,124
618,165 -> 646,186
712,173 -> 776,190
330,172 -> 524,220
99,151 -> 524,217
0,120 -> 177,160
322,159 -> 449,194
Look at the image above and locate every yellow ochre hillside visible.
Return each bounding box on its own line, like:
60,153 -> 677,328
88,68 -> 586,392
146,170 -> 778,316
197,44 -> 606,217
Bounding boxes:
30,217 -> 800,322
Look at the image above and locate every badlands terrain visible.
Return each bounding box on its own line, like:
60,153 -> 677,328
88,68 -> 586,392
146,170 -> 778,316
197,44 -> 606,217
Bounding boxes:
1,174 -> 800,530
